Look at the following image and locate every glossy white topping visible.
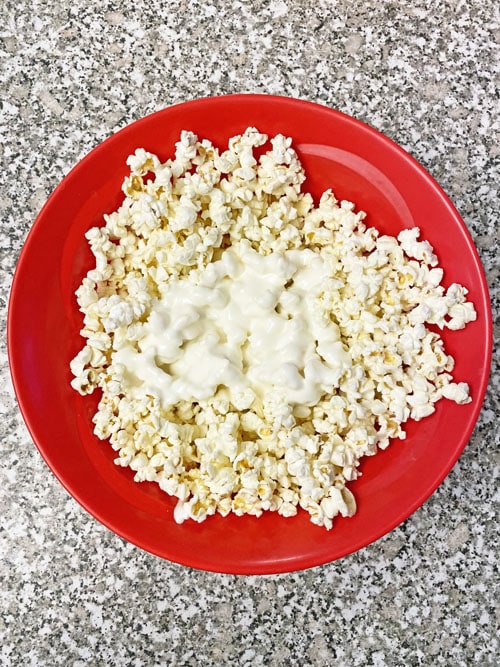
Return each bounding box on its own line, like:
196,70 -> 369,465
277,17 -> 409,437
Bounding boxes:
112,242 -> 351,411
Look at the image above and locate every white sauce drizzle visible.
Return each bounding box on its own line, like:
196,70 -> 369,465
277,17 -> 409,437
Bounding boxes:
113,241 -> 351,409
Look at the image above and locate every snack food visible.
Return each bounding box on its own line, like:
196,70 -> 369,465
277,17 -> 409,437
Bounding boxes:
70,128 -> 476,529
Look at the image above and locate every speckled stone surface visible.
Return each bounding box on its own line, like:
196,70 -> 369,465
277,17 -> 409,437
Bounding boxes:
1,1 -> 499,665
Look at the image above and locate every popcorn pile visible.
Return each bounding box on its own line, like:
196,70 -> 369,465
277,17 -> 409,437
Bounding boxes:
70,128 -> 477,530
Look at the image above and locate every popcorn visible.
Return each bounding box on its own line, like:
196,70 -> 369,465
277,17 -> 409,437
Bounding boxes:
440,382 -> 472,404
70,128 -> 477,530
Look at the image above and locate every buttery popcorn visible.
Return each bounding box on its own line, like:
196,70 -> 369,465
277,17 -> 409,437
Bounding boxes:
70,128 -> 477,530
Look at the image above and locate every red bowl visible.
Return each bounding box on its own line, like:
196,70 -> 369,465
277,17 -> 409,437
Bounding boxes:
7,95 -> 492,574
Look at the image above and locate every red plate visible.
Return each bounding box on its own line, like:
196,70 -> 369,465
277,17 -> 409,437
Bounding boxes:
7,95 -> 492,574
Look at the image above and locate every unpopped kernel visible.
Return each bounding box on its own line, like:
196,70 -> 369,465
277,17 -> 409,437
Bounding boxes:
70,128 -> 476,530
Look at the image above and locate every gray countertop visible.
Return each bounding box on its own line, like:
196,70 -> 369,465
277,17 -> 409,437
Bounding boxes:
1,1 -> 498,665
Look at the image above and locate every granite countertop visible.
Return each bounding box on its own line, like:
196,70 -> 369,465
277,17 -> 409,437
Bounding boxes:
1,1 -> 498,665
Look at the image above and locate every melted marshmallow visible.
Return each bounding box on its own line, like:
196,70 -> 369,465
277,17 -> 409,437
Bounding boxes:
113,241 -> 352,409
